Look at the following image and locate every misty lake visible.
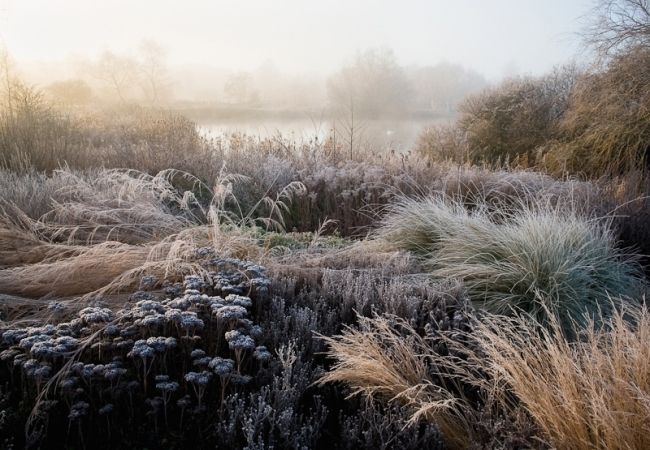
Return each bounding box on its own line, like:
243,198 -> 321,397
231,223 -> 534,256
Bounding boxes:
196,117 -> 450,152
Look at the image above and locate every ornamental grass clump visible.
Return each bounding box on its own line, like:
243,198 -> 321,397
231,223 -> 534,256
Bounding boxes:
375,194 -> 645,333
321,304 -> 650,450
473,306 -> 650,450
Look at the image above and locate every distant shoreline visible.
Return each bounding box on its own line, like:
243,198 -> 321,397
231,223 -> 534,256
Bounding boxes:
172,104 -> 454,122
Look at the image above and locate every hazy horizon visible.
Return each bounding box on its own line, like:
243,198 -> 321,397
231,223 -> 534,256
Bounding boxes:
1,0 -> 591,81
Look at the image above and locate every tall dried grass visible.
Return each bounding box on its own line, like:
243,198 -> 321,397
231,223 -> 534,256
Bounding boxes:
476,306 -> 650,450
0,83 -> 217,178
321,305 -> 650,450
318,315 -> 474,449
0,166 -> 304,314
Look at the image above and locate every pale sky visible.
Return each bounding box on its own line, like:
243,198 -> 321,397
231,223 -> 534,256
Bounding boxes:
0,0 -> 592,79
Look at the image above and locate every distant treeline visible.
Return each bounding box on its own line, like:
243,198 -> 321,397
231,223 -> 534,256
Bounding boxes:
8,44 -> 486,118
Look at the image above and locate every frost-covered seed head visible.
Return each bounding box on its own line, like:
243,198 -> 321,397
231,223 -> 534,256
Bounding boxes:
79,307 -> 114,324
184,274 -> 205,290
3,329 -> 28,345
184,371 -> 212,386
249,325 -> 263,339
127,340 -> 155,359
214,305 -> 247,321
139,313 -> 165,327
190,349 -> 206,359
68,401 -> 89,421
224,330 -> 255,351
179,311 -> 204,330
18,334 -> 50,351
165,308 -> 183,322
253,346 -> 272,362
208,357 -> 234,376
146,336 -> 176,352
167,297 -> 190,310
156,381 -> 179,392
135,300 -> 166,313
81,364 -> 95,378
34,364 -> 51,379
60,377 -> 78,390
224,294 -> 252,308
27,324 -> 56,336
98,403 -> 114,415
92,364 -> 106,376
195,247 -> 214,258
140,275 -> 158,289
104,368 -> 127,380
47,301 -> 67,314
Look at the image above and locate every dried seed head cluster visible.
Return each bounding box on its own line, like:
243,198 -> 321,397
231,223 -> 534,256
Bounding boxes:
0,258 -> 273,443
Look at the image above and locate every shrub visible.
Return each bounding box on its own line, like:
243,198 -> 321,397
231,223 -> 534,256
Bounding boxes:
453,66 -> 577,167
0,82 -> 85,172
544,47 -> 650,176
414,123 -> 468,163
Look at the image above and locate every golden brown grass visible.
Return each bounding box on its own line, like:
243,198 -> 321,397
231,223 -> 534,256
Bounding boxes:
320,305 -> 650,450
318,315 -> 475,449
0,221 -> 266,302
0,221 -> 78,269
477,307 -> 650,450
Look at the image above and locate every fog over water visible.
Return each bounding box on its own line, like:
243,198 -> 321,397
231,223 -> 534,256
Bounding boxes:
0,0 -> 592,149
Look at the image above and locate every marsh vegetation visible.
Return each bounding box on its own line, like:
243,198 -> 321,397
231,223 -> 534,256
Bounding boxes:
1,1 -> 650,449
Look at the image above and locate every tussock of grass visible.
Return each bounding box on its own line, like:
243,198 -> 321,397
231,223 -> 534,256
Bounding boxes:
31,168 -> 208,244
375,195 -> 645,332
317,315 -> 473,449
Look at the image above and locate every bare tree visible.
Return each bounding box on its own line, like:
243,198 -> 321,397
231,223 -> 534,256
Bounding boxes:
327,48 -> 411,118
224,72 -> 258,104
137,39 -> 170,105
583,0 -> 650,56
91,51 -> 138,103
0,44 -> 15,113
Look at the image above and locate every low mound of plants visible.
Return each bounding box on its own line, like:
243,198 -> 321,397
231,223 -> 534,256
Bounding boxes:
375,195 -> 646,333
0,249 -> 463,449
0,258 -> 283,448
